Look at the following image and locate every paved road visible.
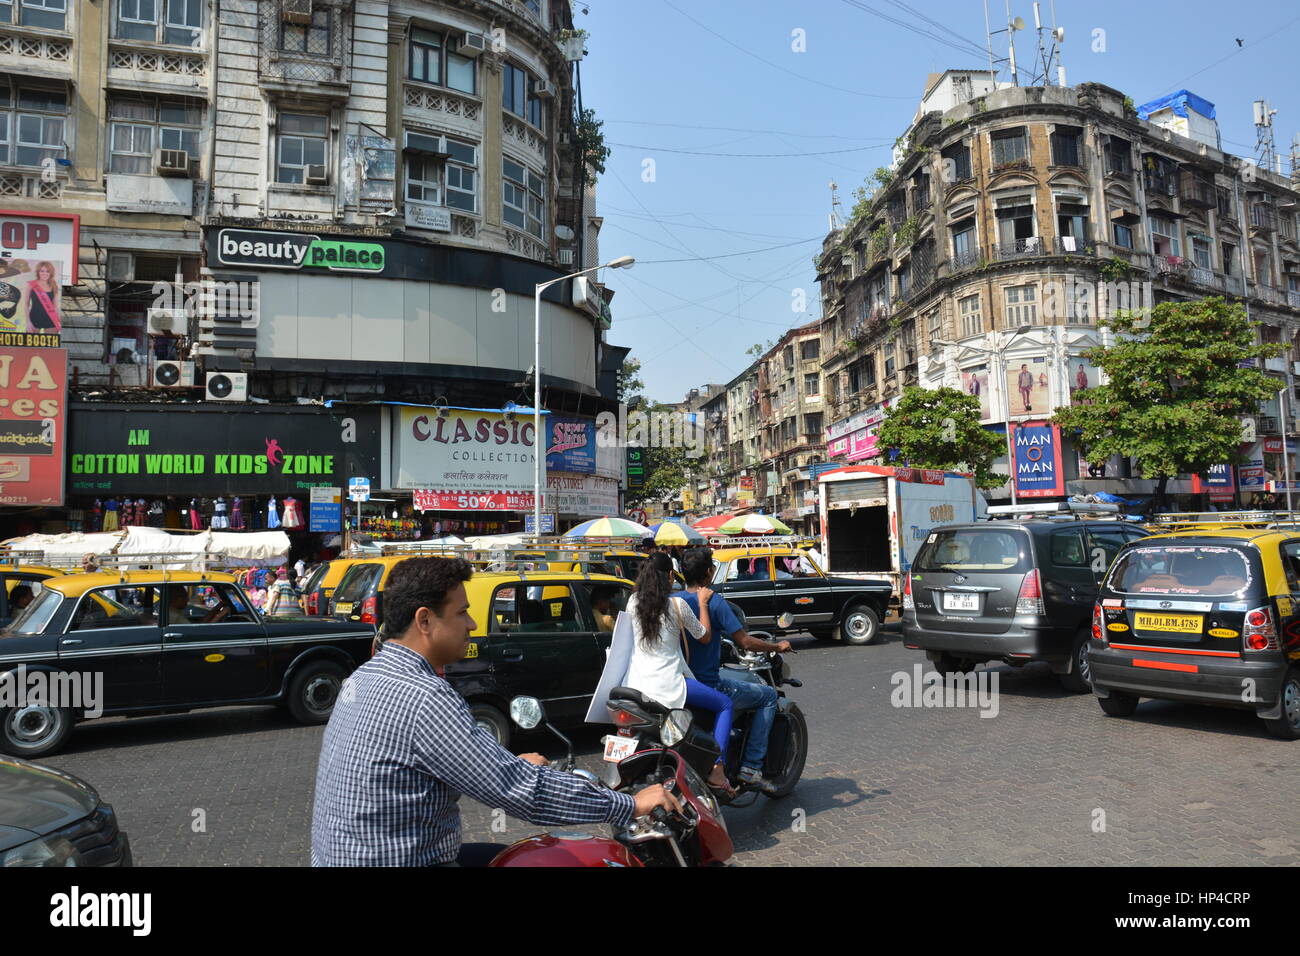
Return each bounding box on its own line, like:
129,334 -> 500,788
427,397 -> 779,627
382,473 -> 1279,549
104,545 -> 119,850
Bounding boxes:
40,624 -> 1299,866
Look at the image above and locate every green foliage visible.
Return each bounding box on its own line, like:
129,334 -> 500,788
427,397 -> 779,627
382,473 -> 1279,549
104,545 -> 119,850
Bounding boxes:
1099,256 -> 1132,282
574,108 -> 610,176
1121,95 -> 1137,117
896,215 -> 919,248
848,182 -> 874,226
1052,297 -> 1285,503
872,166 -> 894,188
625,401 -> 692,506
869,222 -> 890,258
876,386 -> 1006,489
617,357 -> 645,403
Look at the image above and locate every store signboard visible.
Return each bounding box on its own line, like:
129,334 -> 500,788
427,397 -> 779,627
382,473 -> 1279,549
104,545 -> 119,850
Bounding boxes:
414,490 -> 537,512
310,486 -> 342,531
395,406 -> 537,494
1192,465 -> 1235,502
68,405 -> 381,495
547,473 -> 619,516
0,347 -> 67,506
524,513 -> 557,534
1009,421 -> 1065,498
625,446 -> 645,491
546,417 -> 595,474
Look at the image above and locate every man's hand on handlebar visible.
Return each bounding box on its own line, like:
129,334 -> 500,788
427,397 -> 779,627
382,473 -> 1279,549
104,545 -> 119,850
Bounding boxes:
773,640 -> 793,654
633,784 -> 683,819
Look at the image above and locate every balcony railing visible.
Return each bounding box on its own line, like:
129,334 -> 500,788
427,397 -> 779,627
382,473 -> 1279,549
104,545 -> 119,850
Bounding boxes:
991,237 -> 1047,261
1054,236 -> 1098,256
1223,274 -> 1246,295
1187,265 -> 1220,290
1179,171 -> 1217,208
1255,284 -> 1285,306
1155,255 -> 1189,277
1251,205 -> 1278,232
1289,290 -> 1300,309
949,246 -> 983,271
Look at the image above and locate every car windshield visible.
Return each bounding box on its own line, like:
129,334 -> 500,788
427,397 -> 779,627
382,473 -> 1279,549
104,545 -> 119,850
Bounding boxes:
301,563 -> 329,593
915,529 -> 1031,573
1105,545 -> 1253,596
333,564 -> 382,604
6,588 -> 62,635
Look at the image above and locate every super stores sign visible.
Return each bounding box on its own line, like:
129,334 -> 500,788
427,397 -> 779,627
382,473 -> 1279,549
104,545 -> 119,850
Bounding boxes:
69,405 -> 380,495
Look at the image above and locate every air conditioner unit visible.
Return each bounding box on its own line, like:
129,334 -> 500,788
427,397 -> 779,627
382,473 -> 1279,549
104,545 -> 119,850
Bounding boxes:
557,248 -> 574,265
459,32 -> 486,57
156,149 -> 191,176
147,308 -> 186,335
281,0 -> 312,25
205,371 -> 248,402
153,360 -> 195,388
305,164 -> 328,185
530,78 -> 556,99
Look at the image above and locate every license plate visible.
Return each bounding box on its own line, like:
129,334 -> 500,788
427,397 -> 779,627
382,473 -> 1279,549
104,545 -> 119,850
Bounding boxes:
463,642 -> 478,659
603,734 -> 638,763
1133,611 -> 1202,634
942,592 -> 980,612
334,602 -> 353,615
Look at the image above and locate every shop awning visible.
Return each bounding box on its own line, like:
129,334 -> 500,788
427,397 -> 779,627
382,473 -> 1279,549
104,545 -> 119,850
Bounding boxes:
3,526 -> 290,568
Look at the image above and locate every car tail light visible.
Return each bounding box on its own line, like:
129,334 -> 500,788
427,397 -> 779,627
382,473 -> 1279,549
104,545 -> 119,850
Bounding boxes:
307,591 -> 319,615
359,595 -> 378,625
1243,606 -> 1279,651
902,573 -> 914,612
1016,569 -> 1044,616
1092,603 -> 1105,644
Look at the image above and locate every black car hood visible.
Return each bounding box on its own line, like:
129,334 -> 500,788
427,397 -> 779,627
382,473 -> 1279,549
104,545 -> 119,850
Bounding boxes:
0,758 -> 98,841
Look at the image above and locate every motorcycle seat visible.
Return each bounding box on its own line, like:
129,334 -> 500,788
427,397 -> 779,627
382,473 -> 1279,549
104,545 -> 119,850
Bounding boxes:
608,686 -> 670,716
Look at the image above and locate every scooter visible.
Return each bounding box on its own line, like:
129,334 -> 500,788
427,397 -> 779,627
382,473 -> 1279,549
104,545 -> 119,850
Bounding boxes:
489,693 -> 734,867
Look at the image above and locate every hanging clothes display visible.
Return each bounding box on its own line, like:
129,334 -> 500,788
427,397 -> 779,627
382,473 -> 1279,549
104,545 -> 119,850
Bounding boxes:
211,498 -> 229,529
189,499 -> 204,530
147,501 -> 165,528
267,497 -> 280,529
164,499 -> 181,529
101,498 -> 119,532
90,499 -> 103,533
230,497 -> 245,530
281,496 -> 303,530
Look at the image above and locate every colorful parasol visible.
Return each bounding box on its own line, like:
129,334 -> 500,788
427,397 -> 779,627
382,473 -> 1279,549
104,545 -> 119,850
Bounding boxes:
716,513 -> 793,535
563,516 -> 654,540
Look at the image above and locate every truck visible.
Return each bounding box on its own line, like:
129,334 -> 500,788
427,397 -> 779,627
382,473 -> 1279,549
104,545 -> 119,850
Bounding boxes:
817,464 -> 987,602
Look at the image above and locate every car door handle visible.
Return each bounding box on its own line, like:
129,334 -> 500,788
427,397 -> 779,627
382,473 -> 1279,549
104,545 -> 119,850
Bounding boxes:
501,646 -> 524,662
60,639 -> 82,646
163,631 -> 183,639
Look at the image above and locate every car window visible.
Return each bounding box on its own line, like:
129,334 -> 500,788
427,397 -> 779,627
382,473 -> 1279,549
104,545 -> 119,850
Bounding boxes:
301,562 -> 330,594
575,582 -> 631,634
490,586 -> 518,632
1105,546 -> 1253,596
1050,530 -> 1087,566
1280,541 -> 1300,591
915,529 -> 1031,573
516,584 -> 583,633
7,588 -> 62,636
169,583 -> 257,624
1087,528 -> 1131,573
333,564 -> 383,605
70,586 -> 162,631
726,557 -> 773,581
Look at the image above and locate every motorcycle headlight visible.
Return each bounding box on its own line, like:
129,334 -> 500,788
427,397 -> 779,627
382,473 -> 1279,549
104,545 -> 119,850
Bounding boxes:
1,835 -> 77,867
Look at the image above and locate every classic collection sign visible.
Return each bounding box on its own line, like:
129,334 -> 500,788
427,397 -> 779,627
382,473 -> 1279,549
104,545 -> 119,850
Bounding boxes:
68,405 -> 381,495
0,347 -> 67,506
215,229 -> 386,273
395,407 -> 537,495
1009,421 -> 1065,498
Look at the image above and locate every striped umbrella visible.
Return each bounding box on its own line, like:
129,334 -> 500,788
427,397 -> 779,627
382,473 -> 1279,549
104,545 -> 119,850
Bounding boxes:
563,516 -> 653,540
651,518 -> 705,546
692,512 -> 743,533
717,513 -> 793,535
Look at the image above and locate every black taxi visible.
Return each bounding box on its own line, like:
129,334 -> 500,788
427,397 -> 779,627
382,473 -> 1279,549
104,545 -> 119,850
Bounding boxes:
0,569 -> 375,757
1089,528 -> 1300,738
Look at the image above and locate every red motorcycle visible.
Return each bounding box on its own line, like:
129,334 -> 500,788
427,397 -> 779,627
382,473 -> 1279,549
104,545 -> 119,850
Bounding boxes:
490,691 -> 734,867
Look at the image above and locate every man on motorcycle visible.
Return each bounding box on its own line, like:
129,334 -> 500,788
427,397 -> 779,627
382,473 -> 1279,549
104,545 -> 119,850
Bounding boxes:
679,547 -> 792,794
311,556 -> 680,866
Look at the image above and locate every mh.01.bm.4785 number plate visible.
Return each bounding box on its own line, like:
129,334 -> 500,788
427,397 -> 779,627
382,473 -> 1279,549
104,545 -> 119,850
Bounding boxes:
1133,612 -> 1202,634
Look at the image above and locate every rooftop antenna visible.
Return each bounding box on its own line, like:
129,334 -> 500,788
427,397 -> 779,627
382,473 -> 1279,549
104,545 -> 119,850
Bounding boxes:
1290,132 -> 1300,184
986,1 -> 1026,86
1029,1 -> 1067,87
1254,99 -> 1278,176
828,180 -> 843,231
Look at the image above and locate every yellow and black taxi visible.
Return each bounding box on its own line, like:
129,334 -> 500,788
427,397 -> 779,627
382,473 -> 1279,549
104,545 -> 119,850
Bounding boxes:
1090,527 -> 1300,738
0,552 -> 70,629
418,567 -> 632,749
709,541 -> 892,645
0,569 -> 375,757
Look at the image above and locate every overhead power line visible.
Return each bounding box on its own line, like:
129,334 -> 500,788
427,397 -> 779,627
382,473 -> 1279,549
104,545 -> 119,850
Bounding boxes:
608,141 -> 890,158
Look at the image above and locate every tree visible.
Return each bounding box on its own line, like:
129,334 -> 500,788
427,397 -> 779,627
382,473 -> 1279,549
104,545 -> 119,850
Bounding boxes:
875,386 -> 1006,489
625,400 -> 692,507
1052,297 -> 1284,510
617,357 -> 645,404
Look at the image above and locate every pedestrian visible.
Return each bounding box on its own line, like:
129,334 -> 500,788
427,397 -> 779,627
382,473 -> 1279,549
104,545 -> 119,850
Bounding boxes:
263,568 -> 300,618
311,556 -> 679,866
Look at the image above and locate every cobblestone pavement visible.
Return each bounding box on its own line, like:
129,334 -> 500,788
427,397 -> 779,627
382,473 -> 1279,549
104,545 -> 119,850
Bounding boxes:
39,624 -> 1300,866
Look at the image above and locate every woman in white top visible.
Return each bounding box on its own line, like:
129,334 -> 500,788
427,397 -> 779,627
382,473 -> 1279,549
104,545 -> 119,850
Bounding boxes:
624,551 -> 734,791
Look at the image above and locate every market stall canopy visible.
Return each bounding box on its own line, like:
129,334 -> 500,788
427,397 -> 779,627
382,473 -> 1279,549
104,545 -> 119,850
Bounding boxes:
2,527 -> 290,568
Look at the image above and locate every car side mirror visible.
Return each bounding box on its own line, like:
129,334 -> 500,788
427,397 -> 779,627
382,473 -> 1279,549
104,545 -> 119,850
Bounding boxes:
509,696 -> 545,730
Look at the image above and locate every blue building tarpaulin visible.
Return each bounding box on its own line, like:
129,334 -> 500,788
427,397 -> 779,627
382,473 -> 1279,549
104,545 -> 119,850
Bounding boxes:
1137,90 -> 1216,121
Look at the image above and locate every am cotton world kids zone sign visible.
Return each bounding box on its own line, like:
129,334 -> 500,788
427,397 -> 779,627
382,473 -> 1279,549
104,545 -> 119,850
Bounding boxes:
1009,421 -> 1065,498
395,406 -> 539,500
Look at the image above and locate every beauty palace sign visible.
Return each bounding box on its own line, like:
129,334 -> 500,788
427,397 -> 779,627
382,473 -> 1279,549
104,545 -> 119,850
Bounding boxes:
68,405 -> 380,495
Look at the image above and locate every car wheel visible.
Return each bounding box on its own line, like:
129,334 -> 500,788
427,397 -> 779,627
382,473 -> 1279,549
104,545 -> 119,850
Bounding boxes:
840,604 -> 880,646
1263,668 -> 1300,740
286,661 -> 346,725
471,703 -> 511,749
1097,690 -> 1140,717
0,704 -> 74,758
1057,630 -> 1094,694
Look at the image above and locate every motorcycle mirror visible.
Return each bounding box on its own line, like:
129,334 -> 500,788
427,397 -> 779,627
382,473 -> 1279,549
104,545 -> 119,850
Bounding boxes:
661,708 -> 693,747
509,696 -> 545,730
776,612 -> 795,630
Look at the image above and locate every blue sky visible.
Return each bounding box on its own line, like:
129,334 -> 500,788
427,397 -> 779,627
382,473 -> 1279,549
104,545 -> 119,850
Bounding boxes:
576,0 -> 1300,402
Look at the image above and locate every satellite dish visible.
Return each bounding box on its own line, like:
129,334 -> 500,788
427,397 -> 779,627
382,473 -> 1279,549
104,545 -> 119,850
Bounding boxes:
1053,26 -> 1065,42
1011,16 -> 1025,29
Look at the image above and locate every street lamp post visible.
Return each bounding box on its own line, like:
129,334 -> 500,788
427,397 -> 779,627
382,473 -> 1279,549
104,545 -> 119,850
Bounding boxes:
933,325 -> 1033,505
533,256 -> 634,540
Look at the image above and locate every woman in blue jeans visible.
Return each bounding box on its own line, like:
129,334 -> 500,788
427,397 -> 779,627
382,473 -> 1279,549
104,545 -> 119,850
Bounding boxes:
624,552 -> 736,793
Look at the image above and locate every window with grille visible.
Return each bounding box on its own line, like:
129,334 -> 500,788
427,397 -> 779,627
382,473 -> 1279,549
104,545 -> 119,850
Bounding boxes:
503,156 -> 545,238
800,339 -> 819,360
5,87 -> 67,168
959,294 -> 981,338
108,99 -> 200,174
281,8 -> 330,55
1105,136 -> 1132,175
1112,222 -> 1134,249
991,128 -> 1028,166
276,112 -> 328,183
1050,127 -> 1081,166
1004,284 -> 1038,327
941,142 -> 971,181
